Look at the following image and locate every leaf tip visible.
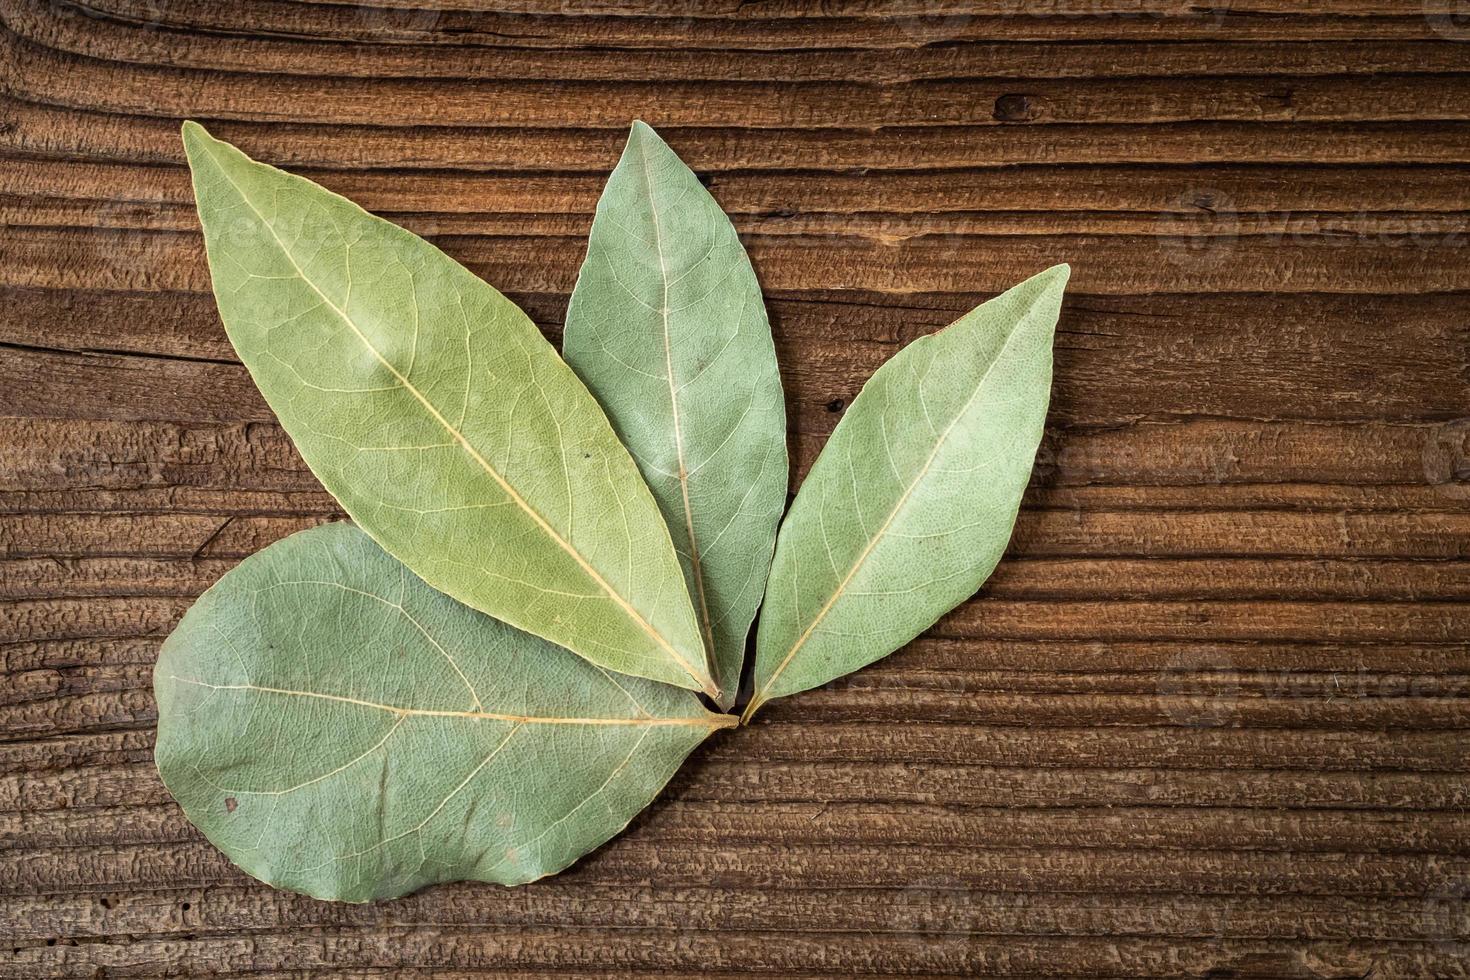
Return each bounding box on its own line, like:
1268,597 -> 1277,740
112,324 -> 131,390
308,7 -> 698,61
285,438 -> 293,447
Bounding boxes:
1039,262 -> 1072,290
625,118 -> 672,160
180,121 -> 229,178
180,119 -> 211,153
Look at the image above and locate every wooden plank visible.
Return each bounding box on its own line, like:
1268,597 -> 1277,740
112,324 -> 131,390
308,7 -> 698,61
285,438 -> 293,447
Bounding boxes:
5,836 -> 1468,899
13,633 -> 1470,678
8,718 -> 1465,773
18,191 -> 1470,244
17,2 -> 1470,81
5,226 -> 1469,301
6,315 -> 1470,427
6,509 -> 1470,561
0,887 -> 1462,945
3,928 -> 1466,979
3,412 -> 1465,497
9,29 -> 1470,130
9,756 -> 1470,825
12,156 -> 1470,220
9,98 -> 1470,171
8,591 -> 1470,647
8,798 -> 1470,855
62,0 -> 1467,44
9,554 -> 1470,601
5,288 -> 1468,427
6,478 -> 1467,520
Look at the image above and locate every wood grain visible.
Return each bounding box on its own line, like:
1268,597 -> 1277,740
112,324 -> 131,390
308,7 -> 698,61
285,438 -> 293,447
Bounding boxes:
1,0 -> 1467,976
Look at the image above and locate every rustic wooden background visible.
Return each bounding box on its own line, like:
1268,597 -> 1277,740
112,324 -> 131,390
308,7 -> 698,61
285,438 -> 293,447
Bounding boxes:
3,0 -> 1470,976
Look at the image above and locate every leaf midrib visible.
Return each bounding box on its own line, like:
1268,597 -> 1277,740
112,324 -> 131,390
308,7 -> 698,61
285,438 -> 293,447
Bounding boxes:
636,140 -> 719,683
169,676 -> 736,730
200,138 -> 712,696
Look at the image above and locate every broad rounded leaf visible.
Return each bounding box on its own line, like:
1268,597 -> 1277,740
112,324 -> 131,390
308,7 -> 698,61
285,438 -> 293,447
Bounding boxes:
745,265 -> 1069,719
181,123 -> 715,697
564,122 -> 788,708
155,522 -> 734,901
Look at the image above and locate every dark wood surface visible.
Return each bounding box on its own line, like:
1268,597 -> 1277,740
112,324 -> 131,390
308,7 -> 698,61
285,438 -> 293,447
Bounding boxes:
3,1 -> 1470,976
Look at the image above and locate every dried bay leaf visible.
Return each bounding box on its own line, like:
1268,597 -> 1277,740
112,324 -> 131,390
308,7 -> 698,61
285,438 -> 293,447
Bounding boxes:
744,266 -> 1070,719
182,123 -> 717,697
564,122 -> 788,708
154,522 -> 735,901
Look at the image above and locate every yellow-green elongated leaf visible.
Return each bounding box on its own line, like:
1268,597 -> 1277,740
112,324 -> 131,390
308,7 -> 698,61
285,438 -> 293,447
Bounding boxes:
745,265 -> 1070,720
155,522 -> 734,902
564,122 -> 788,709
181,123 -> 716,697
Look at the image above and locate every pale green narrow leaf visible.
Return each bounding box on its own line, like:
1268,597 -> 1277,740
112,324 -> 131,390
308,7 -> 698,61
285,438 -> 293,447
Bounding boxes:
155,523 -> 734,901
745,266 -> 1070,719
564,122 -> 788,708
181,123 -> 716,697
